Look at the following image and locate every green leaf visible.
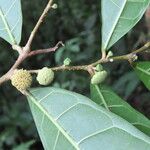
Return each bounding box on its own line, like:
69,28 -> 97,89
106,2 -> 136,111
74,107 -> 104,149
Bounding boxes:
102,0 -> 150,50
0,0 -> 22,45
113,71 -> 140,98
91,85 -> 150,136
27,87 -> 150,150
12,140 -> 35,150
134,61 -> 150,90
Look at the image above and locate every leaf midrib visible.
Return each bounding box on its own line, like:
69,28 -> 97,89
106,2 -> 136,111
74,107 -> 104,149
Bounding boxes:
101,90 -> 150,125
104,0 -> 127,50
95,85 -> 109,110
28,92 -> 80,150
0,7 -> 16,44
136,66 -> 150,76
30,88 -> 150,146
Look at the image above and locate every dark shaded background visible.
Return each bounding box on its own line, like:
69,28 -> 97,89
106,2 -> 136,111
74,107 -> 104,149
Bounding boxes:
0,0 -> 150,149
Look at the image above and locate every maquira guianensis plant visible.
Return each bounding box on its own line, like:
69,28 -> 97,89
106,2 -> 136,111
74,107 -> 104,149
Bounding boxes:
0,0 -> 149,94
0,0 -> 150,149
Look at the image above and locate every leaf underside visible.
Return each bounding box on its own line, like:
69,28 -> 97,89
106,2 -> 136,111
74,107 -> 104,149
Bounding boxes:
102,0 -> 150,50
90,85 -> 150,136
0,0 -> 22,45
27,87 -> 150,150
134,61 -> 150,90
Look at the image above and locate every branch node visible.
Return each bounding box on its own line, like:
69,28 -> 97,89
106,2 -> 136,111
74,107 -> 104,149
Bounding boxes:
12,45 -> 23,54
87,66 -> 95,76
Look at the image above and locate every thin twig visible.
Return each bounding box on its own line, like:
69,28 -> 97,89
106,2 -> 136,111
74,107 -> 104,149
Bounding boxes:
28,57 -> 124,73
24,0 -> 54,51
28,41 -> 150,73
0,0 -> 55,85
132,42 -> 150,54
28,41 -> 64,57
0,74 -> 9,85
0,31 -> 150,86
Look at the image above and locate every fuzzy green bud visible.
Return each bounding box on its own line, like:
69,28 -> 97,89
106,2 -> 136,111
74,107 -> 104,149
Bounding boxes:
36,67 -> 54,85
52,4 -> 58,9
107,51 -> 113,58
63,58 -> 71,66
91,71 -> 107,85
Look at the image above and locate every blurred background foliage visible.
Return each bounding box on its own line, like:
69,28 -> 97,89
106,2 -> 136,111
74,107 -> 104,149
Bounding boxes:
0,0 -> 150,149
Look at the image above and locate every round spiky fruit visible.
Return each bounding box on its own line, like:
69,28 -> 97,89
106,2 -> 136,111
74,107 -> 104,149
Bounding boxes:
11,69 -> 32,91
91,71 -> 107,85
36,67 -> 54,85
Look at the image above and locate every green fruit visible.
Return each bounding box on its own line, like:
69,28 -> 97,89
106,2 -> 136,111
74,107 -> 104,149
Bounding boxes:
91,71 -> 107,85
95,64 -> 103,71
11,69 -> 32,91
36,67 -> 54,85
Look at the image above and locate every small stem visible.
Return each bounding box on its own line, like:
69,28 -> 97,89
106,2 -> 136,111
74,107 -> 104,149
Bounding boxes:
28,41 -> 63,57
29,41 -> 150,73
0,74 -> 9,85
132,42 -> 150,54
90,58 -> 108,66
25,0 -> 54,51
29,65 -> 88,74
0,51 -> 28,85
101,50 -> 106,59
110,54 -> 129,61
52,65 -> 88,71
0,37 -> 150,86
10,53 -> 28,71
